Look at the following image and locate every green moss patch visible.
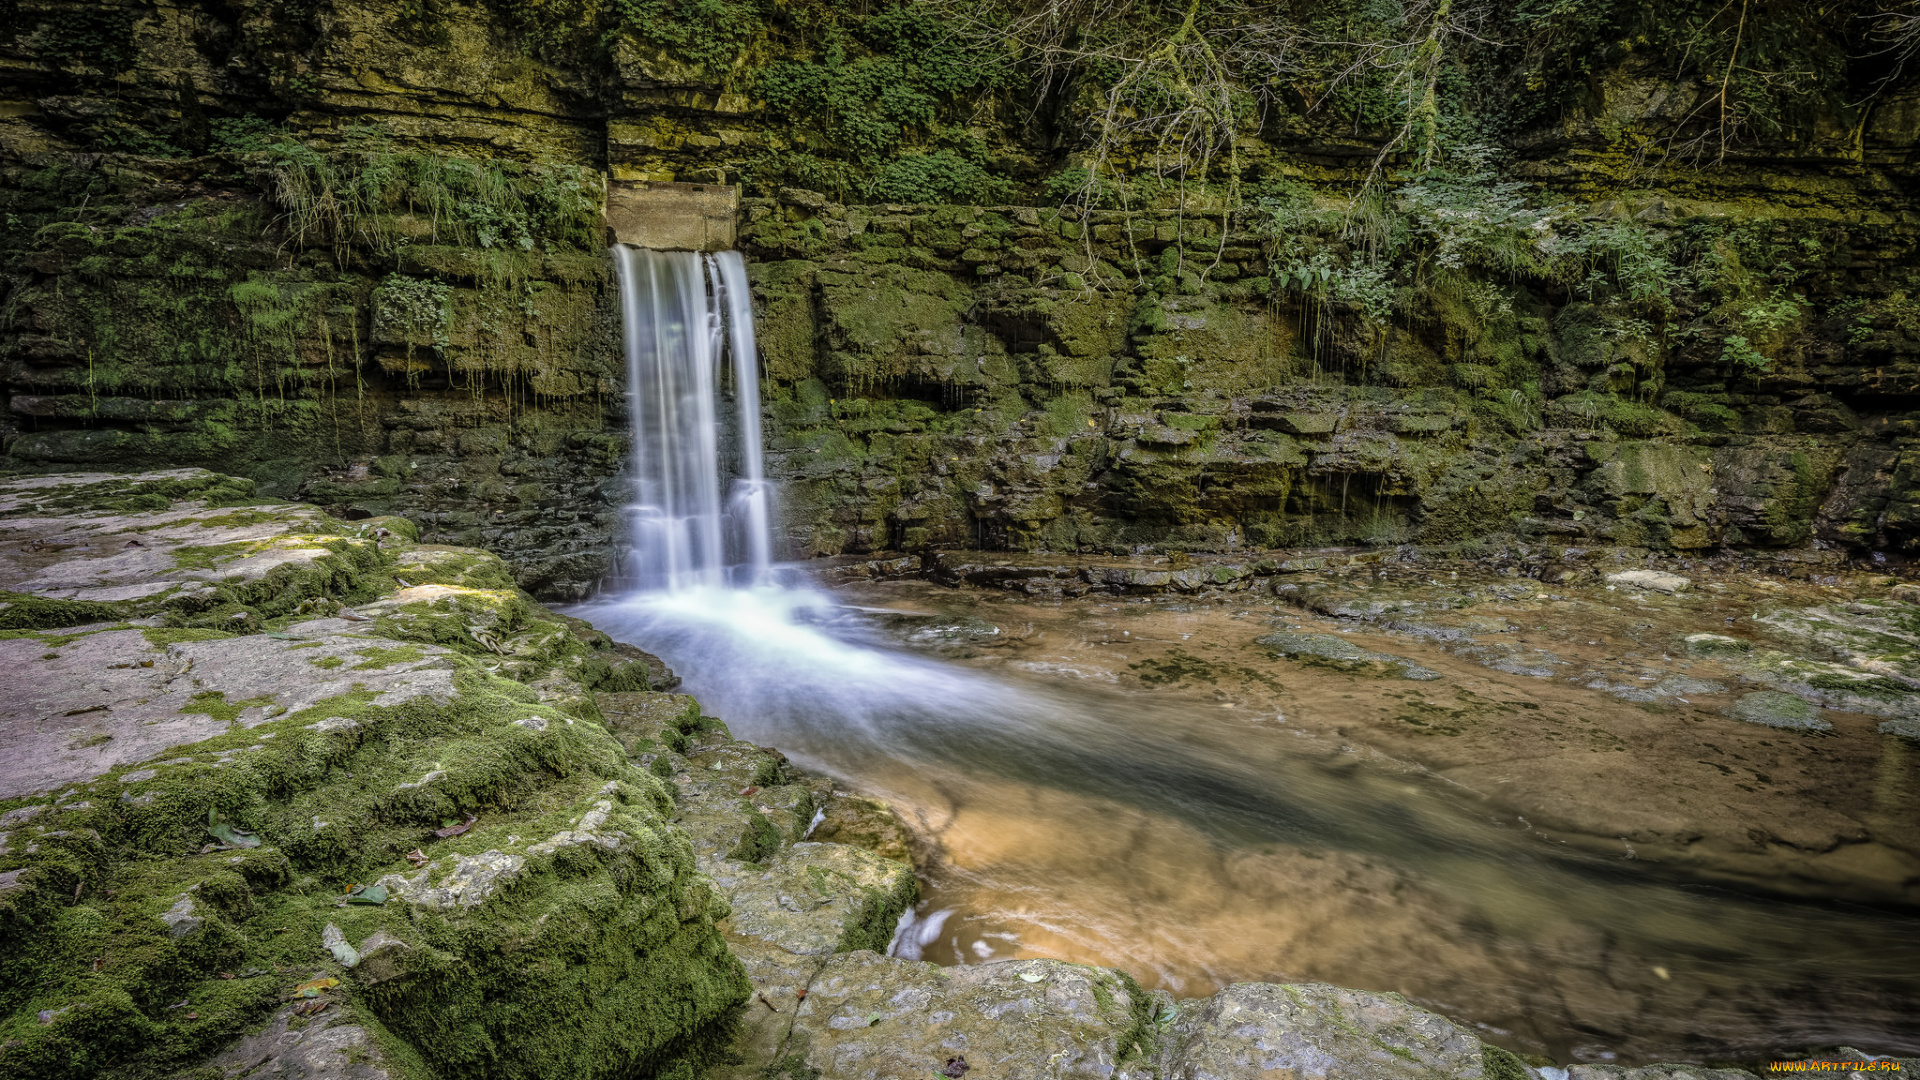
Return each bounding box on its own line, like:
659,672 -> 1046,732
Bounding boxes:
177,691 -> 278,725
0,473 -> 266,519
0,594 -> 124,631
0,659 -> 749,1080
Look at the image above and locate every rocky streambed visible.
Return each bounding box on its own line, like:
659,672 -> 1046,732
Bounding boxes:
581,548 -> 1920,1069
2,470 -> 1915,1080
784,560 -> 1920,1064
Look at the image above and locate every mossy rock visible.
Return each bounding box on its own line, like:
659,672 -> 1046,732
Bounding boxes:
708,841 -> 917,956
1255,631 -> 1441,681
808,792 -> 915,865
0,653 -> 751,1079
388,544 -> 517,591
0,593 -> 124,631
1730,691 -> 1832,731
0,479 -> 751,1080
1684,633 -> 1753,657
596,691 -> 708,757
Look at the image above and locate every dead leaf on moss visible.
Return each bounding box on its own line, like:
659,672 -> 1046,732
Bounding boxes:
433,814 -> 476,839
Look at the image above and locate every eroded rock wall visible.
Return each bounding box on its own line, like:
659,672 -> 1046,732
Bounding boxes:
738,195 -> 1920,563
4,1 -> 1920,595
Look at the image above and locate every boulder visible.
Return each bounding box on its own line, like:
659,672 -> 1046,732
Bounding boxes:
1605,570 -> 1691,594
719,944 -> 1153,1080
0,472 -> 747,1080
1156,982 -> 1517,1080
1731,691 -> 1832,731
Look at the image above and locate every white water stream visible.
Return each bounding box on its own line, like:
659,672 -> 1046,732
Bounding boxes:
612,245 -> 772,590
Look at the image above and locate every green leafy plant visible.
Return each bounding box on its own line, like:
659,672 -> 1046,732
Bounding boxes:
209,117 -> 285,155
1719,334 -> 1772,373
613,0 -> 765,68
756,8 -> 995,168
865,150 -> 1012,205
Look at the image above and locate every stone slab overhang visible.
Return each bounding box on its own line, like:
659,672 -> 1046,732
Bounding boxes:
605,179 -> 738,251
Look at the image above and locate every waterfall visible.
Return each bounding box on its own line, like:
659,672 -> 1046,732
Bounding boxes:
612,245 -> 773,592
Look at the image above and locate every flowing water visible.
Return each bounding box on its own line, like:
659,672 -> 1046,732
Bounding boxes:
611,246 -> 771,590
580,246 -> 1920,1065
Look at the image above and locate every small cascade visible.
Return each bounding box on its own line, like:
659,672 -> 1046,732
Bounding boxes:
612,245 -> 774,592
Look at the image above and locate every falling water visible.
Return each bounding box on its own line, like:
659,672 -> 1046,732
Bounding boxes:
612,245 -> 773,590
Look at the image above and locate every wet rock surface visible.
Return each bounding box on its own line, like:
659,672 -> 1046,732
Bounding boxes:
1731,690 -> 1832,730
1255,630 -> 1442,680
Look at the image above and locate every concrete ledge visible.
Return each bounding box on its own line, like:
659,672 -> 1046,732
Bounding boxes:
605,180 -> 738,251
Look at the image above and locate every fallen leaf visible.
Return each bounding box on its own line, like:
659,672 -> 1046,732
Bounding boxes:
864,1011 -> 883,1027
185,1012 -> 199,1020
343,884 -> 387,906
940,1056 -> 971,1078
739,786 -> 760,797
433,814 -> 477,839
1018,972 -> 1045,983
207,822 -> 262,849
405,848 -> 429,868
218,972 -> 234,980
293,978 -> 339,998
291,1000 -> 329,1017
322,923 -> 360,968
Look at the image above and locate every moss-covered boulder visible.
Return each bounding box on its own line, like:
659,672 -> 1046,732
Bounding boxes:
0,471 -> 748,1079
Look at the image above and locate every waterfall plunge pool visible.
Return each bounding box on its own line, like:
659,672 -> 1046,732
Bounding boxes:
576,573 -> 1920,1067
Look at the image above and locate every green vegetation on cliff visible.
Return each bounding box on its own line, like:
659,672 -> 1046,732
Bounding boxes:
3,0 -> 1920,581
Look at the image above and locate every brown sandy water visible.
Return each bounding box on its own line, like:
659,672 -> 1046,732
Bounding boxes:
578,570 -> 1920,1065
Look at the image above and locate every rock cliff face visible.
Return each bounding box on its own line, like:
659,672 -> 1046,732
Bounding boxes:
3,0 -> 1920,597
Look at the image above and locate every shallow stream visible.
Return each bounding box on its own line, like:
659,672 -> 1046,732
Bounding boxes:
576,568 -> 1920,1065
